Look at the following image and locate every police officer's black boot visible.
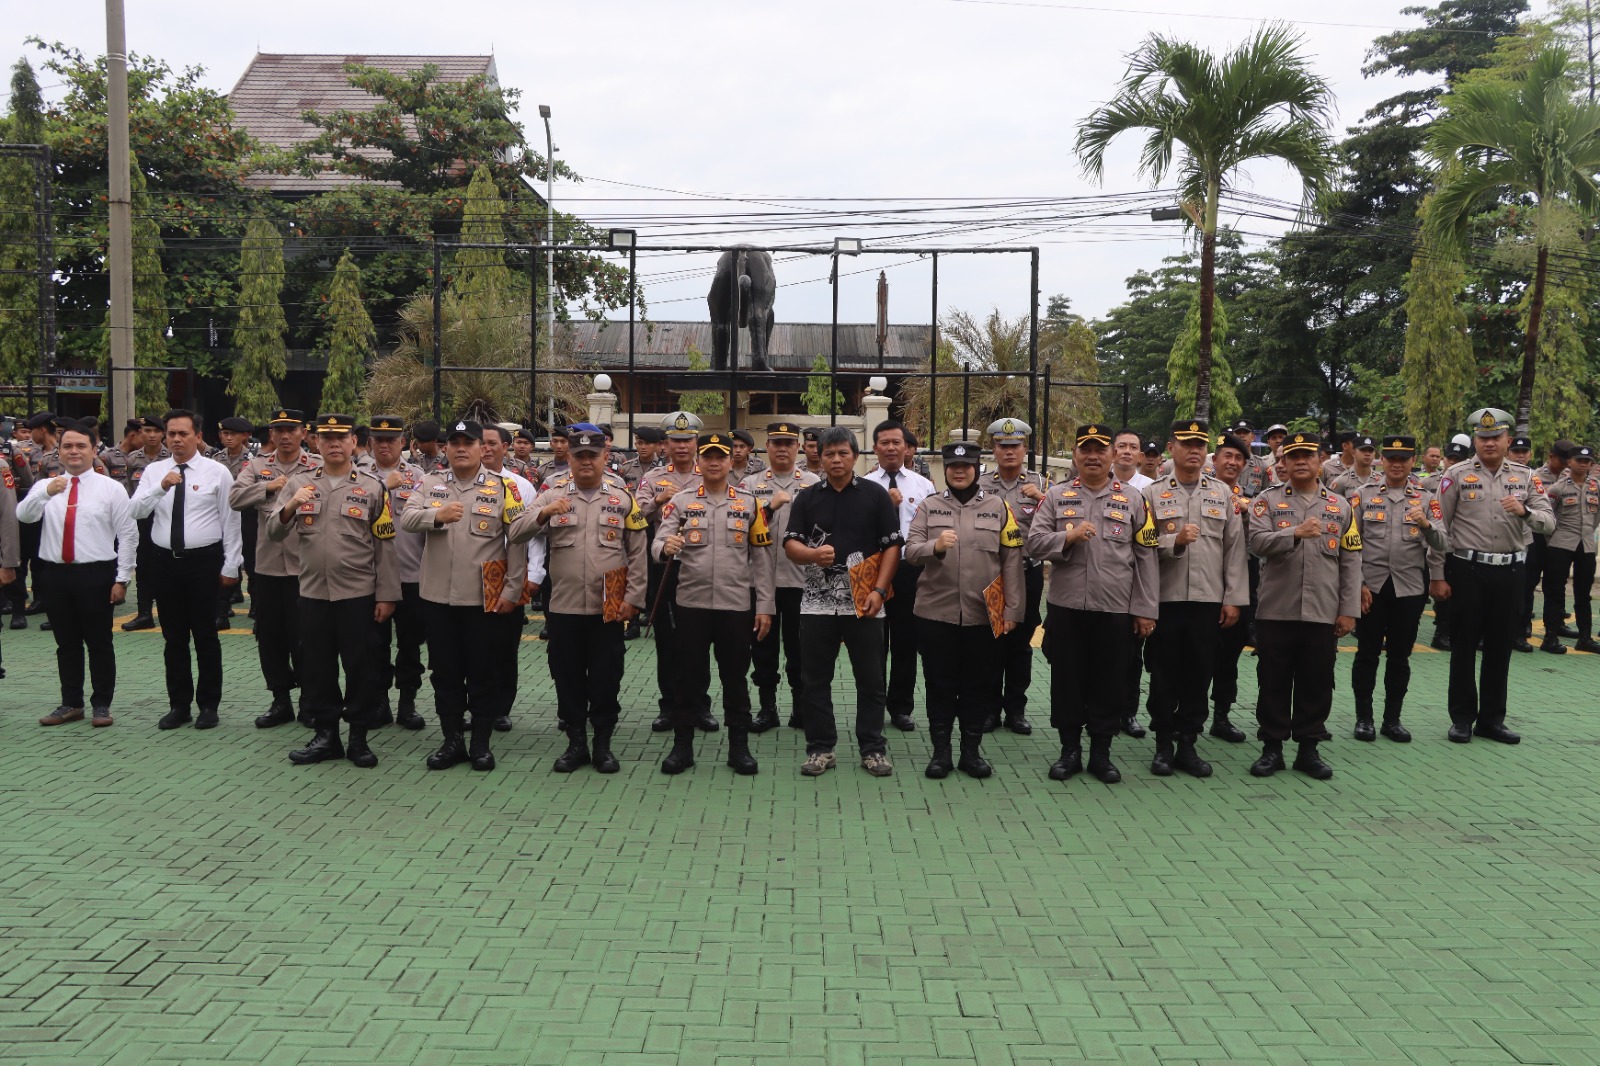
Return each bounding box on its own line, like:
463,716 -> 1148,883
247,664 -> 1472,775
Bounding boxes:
925,723 -> 954,779
1174,735 -> 1212,778
1005,712 -> 1032,736
468,719 -> 496,772
1249,740 -> 1285,777
554,723 -> 591,772
1209,707 -> 1246,743
255,691 -> 295,729
751,688 -> 780,734
982,710 -> 1001,733
395,690 -> 426,730
1577,635 -> 1600,654
1293,740 -> 1333,779
726,727 -> 758,775
1380,703 -> 1411,742
1087,735 -> 1121,784
427,717 -> 469,770
652,709 -> 674,732
372,698 -> 394,728
1150,735 -> 1174,776
957,730 -> 992,779
1048,730 -> 1082,781
296,696 -> 315,729
346,725 -> 378,768
1353,697 -> 1376,742
289,724 -> 345,765
661,727 -> 696,774
592,722 -> 620,774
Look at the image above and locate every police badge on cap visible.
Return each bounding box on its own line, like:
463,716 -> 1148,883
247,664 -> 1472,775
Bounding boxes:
941,442 -> 980,466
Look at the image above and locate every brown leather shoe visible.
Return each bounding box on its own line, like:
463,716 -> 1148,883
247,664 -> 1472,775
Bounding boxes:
39,706 -> 84,726
91,707 -> 114,727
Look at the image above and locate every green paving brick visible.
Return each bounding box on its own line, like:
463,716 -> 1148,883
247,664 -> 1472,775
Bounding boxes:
2,591 -> 1600,1063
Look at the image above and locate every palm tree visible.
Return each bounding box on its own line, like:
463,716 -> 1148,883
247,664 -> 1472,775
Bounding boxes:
1076,25 -> 1336,421
1426,48 -> 1600,435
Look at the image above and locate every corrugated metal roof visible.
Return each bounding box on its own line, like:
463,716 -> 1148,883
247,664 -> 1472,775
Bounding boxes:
229,53 -> 497,194
564,322 -> 933,370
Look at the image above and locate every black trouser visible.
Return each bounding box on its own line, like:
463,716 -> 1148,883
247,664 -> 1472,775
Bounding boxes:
545,612 -> 624,729
917,617 -> 1002,733
150,544 -> 225,712
299,595 -> 382,729
252,573 -> 302,696
881,565 -> 920,718
798,614 -> 886,756
133,516 -> 155,616
1146,600 -> 1223,738
491,594 -> 524,718
1544,546 -> 1595,637
35,559 -> 117,708
649,560 -> 710,719
1445,556 -> 1521,728
675,604 -> 755,730
423,602 -> 510,729
1119,635 -> 1148,722
751,586 -> 803,700
9,520 -> 40,613
998,563 -> 1044,719
1213,601 -> 1253,714
1253,619 -> 1337,743
217,510 -> 257,622
1351,578 -> 1426,720
1524,534 -> 1546,631
379,581 -> 427,695
1043,605 -> 1135,739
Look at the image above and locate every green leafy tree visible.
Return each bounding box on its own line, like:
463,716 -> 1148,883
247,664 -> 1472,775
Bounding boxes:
451,164 -> 515,302
678,349 -> 726,417
0,59 -> 47,403
228,215 -> 289,422
1077,25 -> 1337,420
119,159 -> 170,416
1167,291 -> 1241,429
1401,208 -> 1479,447
319,251 -> 373,418
801,353 -> 844,415
1426,47 -> 1600,434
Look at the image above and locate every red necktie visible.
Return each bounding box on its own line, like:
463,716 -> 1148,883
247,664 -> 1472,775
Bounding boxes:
62,476 -> 79,564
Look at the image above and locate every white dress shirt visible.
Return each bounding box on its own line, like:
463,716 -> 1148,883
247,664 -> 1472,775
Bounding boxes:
864,464 -> 938,539
488,464 -> 548,586
1126,471 -> 1154,490
129,453 -> 244,578
18,469 -> 139,582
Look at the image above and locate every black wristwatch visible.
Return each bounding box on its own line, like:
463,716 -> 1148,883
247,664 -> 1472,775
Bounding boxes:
873,587 -> 888,598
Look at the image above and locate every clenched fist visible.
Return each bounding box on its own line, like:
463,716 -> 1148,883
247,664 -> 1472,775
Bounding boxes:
435,501 -> 465,525
934,529 -> 959,553
540,497 -> 573,522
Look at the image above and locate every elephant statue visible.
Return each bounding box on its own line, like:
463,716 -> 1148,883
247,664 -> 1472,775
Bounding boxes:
707,245 -> 774,371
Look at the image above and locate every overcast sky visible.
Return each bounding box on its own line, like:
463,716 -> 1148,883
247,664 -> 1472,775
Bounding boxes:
2,0 -> 1457,328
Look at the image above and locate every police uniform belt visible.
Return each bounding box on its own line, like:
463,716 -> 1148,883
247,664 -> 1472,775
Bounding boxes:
1451,549 -> 1526,566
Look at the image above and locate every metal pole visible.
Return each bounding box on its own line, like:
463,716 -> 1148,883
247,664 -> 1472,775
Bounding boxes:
105,0 -> 135,430
431,243 -> 443,421
1028,248 -> 1040,472
1042,366 -> 1052,467
627,246 -> 636,447
929,252 -> 938,448
961,369 -> 970,444
542,107 -> 556,437
34,148 -> 56,375
528,251 -> 537,426
829,252 -> 839,427
729,253 -> 741,431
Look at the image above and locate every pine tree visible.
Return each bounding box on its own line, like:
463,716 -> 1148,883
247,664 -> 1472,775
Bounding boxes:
1525,272 -> 1591,451
1400,221 -> 1476,448
126,158 -> 170,416
1167,290 -> 1240,428
0,60 -> 46,401
451,164 -> 515,303
319,251 -> 374,417
228,215 -> 288,422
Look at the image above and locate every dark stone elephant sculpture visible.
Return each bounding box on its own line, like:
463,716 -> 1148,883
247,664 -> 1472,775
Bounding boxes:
707,245 -> 774,371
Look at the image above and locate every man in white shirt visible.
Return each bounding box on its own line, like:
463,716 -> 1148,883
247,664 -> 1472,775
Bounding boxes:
19,419 -> 138,726
1113,429 -> 1155,491
863,420 -> 937,732
130,409 -> 243,731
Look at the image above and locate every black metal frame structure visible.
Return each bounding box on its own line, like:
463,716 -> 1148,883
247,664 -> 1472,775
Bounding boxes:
0,144 -> 57,376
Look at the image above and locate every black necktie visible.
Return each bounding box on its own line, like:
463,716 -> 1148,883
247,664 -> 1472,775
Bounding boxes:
887,470 -> 898,490
172,462 -> 188,552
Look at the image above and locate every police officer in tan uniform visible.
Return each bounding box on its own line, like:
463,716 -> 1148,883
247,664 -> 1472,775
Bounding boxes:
1349,436 -> 1448,742
368,415 -> 429,729
1539,444 -> 1599,654
230,409 -> 321,728
1026,423 -> 1160,785
904,441 -> 1024,779
653,431 -> 776,776
1142,418 -> 1249,778
399,419 -> 534,772
517,426 -> 649,774
268,415 -> 400,768
1436,409 -> 1556,744
741,421 -> 819,731
1329,435 -> 1380,499
210,416 -> 255,627
981,417 -> 1049,735
637,411 -> 716,733
1247,432 -> 1362,779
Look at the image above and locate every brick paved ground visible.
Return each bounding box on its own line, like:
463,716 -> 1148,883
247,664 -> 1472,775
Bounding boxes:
2,586 -> 1599,1065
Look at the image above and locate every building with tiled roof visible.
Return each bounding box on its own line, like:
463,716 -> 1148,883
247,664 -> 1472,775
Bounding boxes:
227,52 -> 500,196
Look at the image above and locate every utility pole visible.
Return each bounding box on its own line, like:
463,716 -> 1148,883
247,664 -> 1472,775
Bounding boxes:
105,0 -> 135,427
540,104 -> 555,435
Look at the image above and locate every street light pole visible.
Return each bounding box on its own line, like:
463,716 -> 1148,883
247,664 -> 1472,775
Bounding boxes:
105,0 -> 135,429
540,104 -> 555,436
